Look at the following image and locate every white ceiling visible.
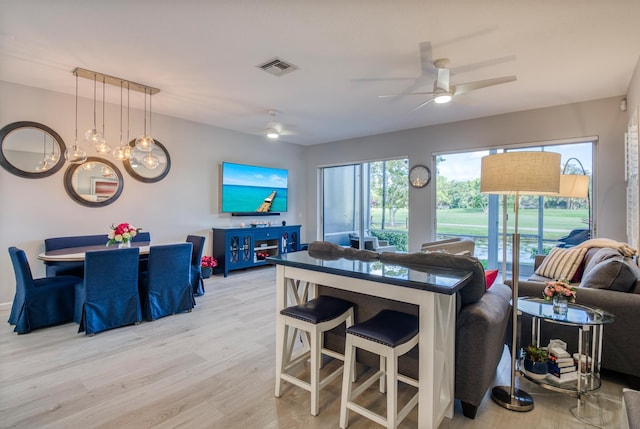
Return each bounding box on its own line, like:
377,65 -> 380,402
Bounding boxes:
1,1 -> 639,146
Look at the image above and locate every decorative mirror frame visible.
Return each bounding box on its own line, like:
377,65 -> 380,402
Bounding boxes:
123,139 -> 171,183
64,157 -> 124,207
0,121 -> 67,178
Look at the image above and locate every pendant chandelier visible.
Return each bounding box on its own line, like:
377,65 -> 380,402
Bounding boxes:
135,88 -> 155,152
71,68 -> 159,165
64,73 -> 88,164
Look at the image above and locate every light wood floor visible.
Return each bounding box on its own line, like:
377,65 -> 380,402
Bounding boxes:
0,266 -> 629,428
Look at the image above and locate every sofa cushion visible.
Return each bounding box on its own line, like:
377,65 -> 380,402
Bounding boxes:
580,256 -> 638,292
379,251 -> 486,307
534,247 -> 588,281
582,247 -> 622,277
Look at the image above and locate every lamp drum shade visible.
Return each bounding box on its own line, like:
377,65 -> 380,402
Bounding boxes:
480,151 -> 561,195
557,174 -> 589,198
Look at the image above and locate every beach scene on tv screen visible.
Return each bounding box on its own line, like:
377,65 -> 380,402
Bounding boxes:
222,163 -> 288,213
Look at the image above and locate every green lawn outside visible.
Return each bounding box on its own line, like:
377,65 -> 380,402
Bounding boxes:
370,207 -> 588,240
437,208 -> 588,240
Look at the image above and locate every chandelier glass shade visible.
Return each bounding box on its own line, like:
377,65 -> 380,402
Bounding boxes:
135,88 -> 155,151
142,153 -> 160,169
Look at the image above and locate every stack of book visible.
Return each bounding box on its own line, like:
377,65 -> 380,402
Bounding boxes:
547,346 -> 577,383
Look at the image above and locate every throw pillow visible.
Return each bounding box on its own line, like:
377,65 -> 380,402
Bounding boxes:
582,247 -> 621,277
534,247 -> 588,281
485,269 -> 499,289
580,256 -> 638,292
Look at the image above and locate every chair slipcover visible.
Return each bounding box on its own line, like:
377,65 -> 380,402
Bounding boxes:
139,243 -> 194,321
132,231 -> 151,272
186,235 -> 206,296
44,234 -> 109,277
75,248 -> 142,335
8,247 -> 78,334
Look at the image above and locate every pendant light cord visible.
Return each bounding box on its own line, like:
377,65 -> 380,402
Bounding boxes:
149,89 -> 152,136
143,89 -> 148,136
92,74 -> 97,130
75,74 -> 79,146
102,77 -> 106,137
119,82 -> 123,145
127,84 -> 130,144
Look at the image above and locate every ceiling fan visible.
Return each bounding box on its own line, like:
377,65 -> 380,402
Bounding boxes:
263,109 -> 298,140
379,57 -> 517,112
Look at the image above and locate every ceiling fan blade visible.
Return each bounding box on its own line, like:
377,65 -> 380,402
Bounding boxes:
409,97 -> 435,112
419,41 -> 435,76
454,75 -> 517,95
378,91 -> 435,98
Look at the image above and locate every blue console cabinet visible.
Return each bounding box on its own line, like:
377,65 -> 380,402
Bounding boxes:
212,225 -> 301,277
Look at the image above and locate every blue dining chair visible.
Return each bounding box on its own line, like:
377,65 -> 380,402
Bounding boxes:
132,231 -> 151,272
43,234 -> 108,277
139,243 -> 194,321
75,248 -> 142,335
7,247 -> 79,334
186,235 -> 206,296
131,231 -> 151,243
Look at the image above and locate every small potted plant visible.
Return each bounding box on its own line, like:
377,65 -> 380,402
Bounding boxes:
523,344 -> 549,379
200,256 -> 218,279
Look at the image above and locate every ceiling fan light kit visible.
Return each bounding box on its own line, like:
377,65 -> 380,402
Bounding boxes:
434,93 -> 452,104
265,109 -> 280,140
266,128 -> 280,139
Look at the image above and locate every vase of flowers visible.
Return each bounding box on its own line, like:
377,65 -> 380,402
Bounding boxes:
201,255 -> 218,279
543,279 -> 576,316
106,222 -> 141,248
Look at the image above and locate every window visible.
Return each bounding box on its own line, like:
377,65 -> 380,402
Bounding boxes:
435,142 -> 593,277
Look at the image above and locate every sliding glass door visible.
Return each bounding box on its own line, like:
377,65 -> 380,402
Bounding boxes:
321,159 -> 409,251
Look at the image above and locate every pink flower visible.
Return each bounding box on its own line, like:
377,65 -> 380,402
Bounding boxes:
106,222 -> 142,247
201,256 -> 218,268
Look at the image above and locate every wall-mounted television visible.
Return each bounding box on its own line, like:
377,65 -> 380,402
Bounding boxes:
221,162 -> 288,215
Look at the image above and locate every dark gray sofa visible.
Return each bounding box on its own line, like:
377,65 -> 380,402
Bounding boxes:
514,246 -> 640,380
309,244 -> 512,419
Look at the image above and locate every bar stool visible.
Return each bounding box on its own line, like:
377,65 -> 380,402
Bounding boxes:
276,295 -> 355,416
339,309 -> 419,429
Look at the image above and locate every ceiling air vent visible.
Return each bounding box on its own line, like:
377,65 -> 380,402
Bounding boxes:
257,57 -> 298,77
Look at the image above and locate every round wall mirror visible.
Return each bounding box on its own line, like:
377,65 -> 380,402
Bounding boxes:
123,139 -> 171,183
0,121 -> 67,178
64,157 -> 123,207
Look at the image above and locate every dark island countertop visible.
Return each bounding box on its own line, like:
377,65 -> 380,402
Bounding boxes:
268,251 -> 472,295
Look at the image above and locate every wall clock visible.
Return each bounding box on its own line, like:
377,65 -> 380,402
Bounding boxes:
409,165 -> 431,188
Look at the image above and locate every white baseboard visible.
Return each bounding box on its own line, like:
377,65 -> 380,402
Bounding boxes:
0,302 -> 12,311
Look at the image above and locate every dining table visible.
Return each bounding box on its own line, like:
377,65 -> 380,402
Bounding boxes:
38,241 -> 153,262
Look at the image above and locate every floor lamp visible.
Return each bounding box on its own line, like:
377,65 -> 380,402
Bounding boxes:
481,151 -> 561,411
559,157 -> 591,236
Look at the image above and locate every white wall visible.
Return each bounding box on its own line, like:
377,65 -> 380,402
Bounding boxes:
625,57 -> 640,248
304,96 -> 628,252
0,81 -> 306,304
